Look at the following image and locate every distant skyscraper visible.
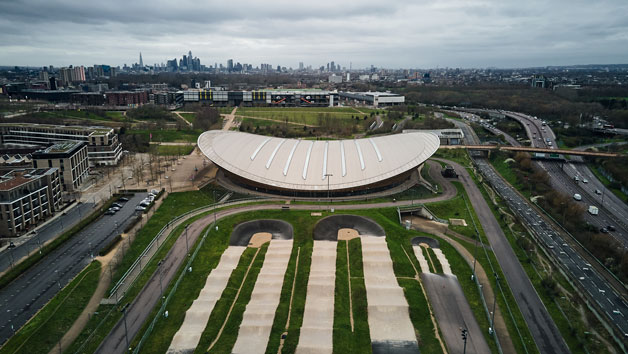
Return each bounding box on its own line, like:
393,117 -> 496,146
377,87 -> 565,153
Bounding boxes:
139,52 -> 143,67
299,62 -> 304,70
188,50 -> 193,68
227,59 -> 233,72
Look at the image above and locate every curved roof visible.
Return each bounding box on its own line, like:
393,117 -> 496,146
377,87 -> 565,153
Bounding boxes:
198,130 -> 439,191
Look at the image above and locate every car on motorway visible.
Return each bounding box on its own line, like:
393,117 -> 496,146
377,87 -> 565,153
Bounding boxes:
607,225 -> 616,232
574,176 -> 579,182
600,227 -> 609,233
573,194 -> 582,201
582,178 -> 588,183
595,189 -> 602,195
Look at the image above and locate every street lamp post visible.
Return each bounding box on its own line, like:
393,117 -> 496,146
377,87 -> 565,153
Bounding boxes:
489,273 -> 499,334
461,329 -> 468,354
472,232 -> 479,281
121,304 -> 130,351
184,225 -> 189,255
324,173 -> 333,210
157,260 -> 164,307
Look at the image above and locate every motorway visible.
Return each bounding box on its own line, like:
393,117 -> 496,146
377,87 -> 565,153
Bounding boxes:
449,108 -> 628,344
0,202 -> 94,274
475,158 -> 628,341
0,193 -> 146,345
504,111 -> 628,246
440,159 -> 570,354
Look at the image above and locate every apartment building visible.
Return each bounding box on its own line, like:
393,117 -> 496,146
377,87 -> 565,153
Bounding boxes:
32,141 -> 89,191
0,123 -> 122,166
0,168 -> 62,237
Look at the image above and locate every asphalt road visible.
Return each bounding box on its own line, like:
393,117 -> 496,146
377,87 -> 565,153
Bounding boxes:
440,159 -> 570,353
504,111 -> 628,246
0,202 -> 94,274
0,193 -> 147,345
476,158 -> 628,341
422,273 -> 490,354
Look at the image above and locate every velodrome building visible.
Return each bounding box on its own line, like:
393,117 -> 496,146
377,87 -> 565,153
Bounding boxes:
198,130 -> 439,197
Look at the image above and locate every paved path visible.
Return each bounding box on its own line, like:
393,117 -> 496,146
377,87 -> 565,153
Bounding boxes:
173,112 -> 193,127
439,159 -> 570,354
95,157 -> 532,354
222,107 -> 238,130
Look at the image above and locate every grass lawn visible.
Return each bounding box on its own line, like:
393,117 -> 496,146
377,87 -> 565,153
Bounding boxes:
105,111 -> 126,121
107,190 -> 216,292
424,180 -> 538,353
333,239 -> 371,353
179,112 -> 196,124
237,107 -> 367,126
0,261 -> 101,354
156,144 -> 196,156
588,164 -> 628,203
475,169 -> 618,353
126,129 -> 202,143
195,244 -> 269,353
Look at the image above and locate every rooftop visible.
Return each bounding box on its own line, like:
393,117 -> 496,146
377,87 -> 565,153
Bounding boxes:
0,168 -> 56,192
0,123 -> 113,135
39,140 -> 85,154
198,130 -> 439,191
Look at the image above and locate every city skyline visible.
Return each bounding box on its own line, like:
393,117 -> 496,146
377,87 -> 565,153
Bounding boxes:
0,0 -> 627,68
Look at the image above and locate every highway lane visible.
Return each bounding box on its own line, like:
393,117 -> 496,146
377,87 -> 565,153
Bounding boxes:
448,109 -> 628,343
0,193 -> 146,345
439,159 -> 570,354
476,158 -> 628,342
505,111 -> 628,246
0,202 -> 94,274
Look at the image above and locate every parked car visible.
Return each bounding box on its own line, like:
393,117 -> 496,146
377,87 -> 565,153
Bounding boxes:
119,197 -> 129,202
105,210 -> 116,215
135,206 -> 147,211
112,203 -> 123,208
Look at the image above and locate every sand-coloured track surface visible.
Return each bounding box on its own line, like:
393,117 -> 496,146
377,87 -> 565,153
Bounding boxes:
313,215 -> 385,241
230,219 -> 293,246
361,236 -> 419,354
232,240 -> 293,354
295,241 -> 337,354
167,246 -> 246,354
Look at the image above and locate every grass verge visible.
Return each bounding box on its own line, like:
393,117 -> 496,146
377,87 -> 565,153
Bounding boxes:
0,197 -> 117,291
0,261 -> 101,354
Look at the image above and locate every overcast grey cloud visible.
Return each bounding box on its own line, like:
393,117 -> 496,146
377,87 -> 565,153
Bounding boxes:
0,0 -> 626,68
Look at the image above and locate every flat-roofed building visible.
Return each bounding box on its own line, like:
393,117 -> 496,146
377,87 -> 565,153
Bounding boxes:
0,123 -> 122,166
0,168 -> 61,237
32,141 -> 89,191
339,91 -> 405,107
404,129 -> 464,145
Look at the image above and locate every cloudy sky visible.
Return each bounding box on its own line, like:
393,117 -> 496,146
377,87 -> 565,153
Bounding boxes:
1,0 -> 627,69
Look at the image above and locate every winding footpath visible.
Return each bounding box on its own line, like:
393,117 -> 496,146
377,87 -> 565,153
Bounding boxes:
95,158 -> 561,353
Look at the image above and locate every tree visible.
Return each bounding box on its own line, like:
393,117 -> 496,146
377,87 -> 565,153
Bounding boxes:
194,107 -> 220,130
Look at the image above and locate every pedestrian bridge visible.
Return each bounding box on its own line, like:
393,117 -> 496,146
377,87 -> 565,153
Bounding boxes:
441,145 -> 622,158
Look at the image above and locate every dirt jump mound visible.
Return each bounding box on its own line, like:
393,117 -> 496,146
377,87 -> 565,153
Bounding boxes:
411,236 -> 440,248
313,215 -> 385,241
229,219 -> 294,246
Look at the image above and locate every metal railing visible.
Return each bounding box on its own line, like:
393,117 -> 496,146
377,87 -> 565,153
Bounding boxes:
107,196 -> 263,302
132,222 -> 213,353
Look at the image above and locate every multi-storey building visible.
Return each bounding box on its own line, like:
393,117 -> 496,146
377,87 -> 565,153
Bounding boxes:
0,168 -> 62,237
105,91 -> 149,106
0,124 -> 122,166
32,141 -> 89,191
